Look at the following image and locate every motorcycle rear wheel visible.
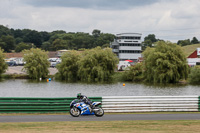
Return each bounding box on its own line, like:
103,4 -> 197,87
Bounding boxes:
70,107 -> 80,117
94,107 -> 104,117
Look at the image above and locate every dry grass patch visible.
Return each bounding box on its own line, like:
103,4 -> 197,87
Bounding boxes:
182,43 -> 200,57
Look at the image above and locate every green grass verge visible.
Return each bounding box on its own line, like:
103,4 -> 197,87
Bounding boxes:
0,120 -> 200,133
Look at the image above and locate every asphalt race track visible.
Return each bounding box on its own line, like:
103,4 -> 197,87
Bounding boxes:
1,113 -> 200,123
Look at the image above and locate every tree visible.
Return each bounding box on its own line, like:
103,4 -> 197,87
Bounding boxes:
191,37 -> 199,44
123,62 -> 144,81
177,39 -> 190,46
71,33 -> 93,49
102,43 -> 110,48
23,30 -> 42,48
15,42 -> 33,52
56,50 -> 80,81
11,29 -> 23,38
188,66 -> 200,84
52,39 -> 68,50
40,31 -> 50,42
0,25 -> 11,36
92,29 -> 101,38
0,25 -> 117,52
15,37 -> 23,44
144,34 -> 157,42
143,34 -> 157,48
41,42 -> 53,51
0,35 -> 15,52
143,39 -> 153,47
78,47 -> 119,82
0,42 -> 6,51
0,48 -> 8,76
23,48 -> 50,80
51,30 -> 66,35
143,41 -> 189,83
94,33 -> 115,47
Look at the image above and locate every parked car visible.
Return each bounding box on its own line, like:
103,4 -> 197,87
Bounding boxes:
5,60 -> 17,66
48,58 -> 61,68
50,62 -> 57,68
5,58 -> 25,66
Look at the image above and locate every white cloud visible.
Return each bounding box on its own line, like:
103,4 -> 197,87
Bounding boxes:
0,0 -> 200,42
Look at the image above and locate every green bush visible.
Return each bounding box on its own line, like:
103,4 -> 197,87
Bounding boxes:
0,48 -> 8,77
56,47 -> 119,82
78,47 -> 119,82
188,66 -> 200,84
56,50 -> 80,81
111,72 -> 126,82
143,41 -> 189,83
23,48 -> 50,80
123,63 -> 144,81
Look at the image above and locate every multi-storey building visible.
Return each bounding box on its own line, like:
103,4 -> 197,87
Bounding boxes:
111,33 -> 142,61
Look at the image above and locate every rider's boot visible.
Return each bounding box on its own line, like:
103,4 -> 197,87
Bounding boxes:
89,106 -> 92,113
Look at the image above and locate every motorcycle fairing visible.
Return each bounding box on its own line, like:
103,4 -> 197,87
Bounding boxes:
75,102 -> 94,115
92,102 -> 101,106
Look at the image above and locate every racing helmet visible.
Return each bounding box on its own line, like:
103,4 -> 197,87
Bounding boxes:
77,93 -> 81,99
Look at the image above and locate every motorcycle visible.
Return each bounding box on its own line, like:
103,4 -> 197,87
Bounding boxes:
69,99 -> 104,117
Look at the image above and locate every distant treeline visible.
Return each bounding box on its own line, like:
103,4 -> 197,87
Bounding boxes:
0,25 -> 115,52
143,34 -> 200,49
1,24 -> 199,53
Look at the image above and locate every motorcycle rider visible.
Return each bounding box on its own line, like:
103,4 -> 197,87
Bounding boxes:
77,93 -> 94,109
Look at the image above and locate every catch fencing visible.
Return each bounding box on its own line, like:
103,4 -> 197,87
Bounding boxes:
102,96 -> 200,112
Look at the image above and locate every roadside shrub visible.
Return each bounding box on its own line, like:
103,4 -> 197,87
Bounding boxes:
23,48 -> 50,80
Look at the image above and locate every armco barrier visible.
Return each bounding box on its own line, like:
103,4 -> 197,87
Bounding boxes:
102,96 -> 200,112
0,97 -> 102,113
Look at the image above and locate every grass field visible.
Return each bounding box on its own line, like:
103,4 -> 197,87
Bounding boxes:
1,113 -> 200,132
182,43 -> 200,57
0,120 -> 200,133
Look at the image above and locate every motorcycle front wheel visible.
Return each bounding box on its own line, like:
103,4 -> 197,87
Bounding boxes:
94,107 -> 104,117
70,107 -> 80,117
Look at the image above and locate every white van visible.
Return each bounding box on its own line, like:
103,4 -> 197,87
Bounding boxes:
15,58 -> 25,65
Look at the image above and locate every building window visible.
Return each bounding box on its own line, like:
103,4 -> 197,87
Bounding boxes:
118,36 -> 141,40
119,43 -> 141,46
119,50 -> 141,53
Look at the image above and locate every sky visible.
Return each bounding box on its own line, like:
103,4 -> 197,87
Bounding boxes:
1,0 -> 200,42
